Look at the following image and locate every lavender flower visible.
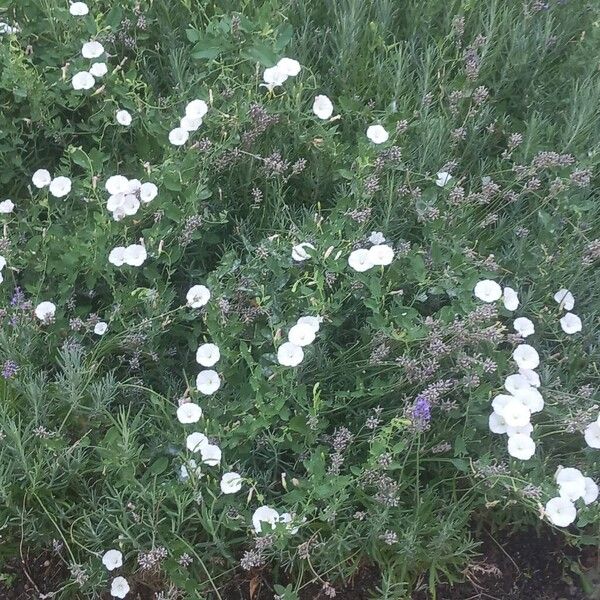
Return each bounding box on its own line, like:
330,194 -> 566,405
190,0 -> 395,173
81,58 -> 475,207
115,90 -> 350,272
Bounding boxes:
2,360 -> 19,379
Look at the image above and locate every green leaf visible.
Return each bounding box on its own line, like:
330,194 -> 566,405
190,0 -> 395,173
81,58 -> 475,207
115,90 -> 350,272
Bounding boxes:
148,457 -> 169,475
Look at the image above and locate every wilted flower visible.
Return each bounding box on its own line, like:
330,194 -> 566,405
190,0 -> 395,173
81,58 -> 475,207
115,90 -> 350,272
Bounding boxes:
32,169 -> 51,188
0,199 -> 14,213
220,472 -> 243,494
102,550 -> 123,571
545,496 -> 576,527
49,176 -> 72,198
252,506 -> 280,533
69,2 -> 89,16
474,279 -> 502,303
312,95 -> 333,119
559,312 -> 582,334
186,432 -> 208,452
366,125 -> 389,144
176,403 -> 203,424
116,110 -> 132,126
291,242 -> 315,262
180,459 -> 202,480
186,285 -> 210,308
196,369 -> 221,395
89,62 -> 107,77
435,171 -> 453,187
110,576 -> 130,599
94,321 -> 108,335
168,127 -> 189,146
513,317 -> 535,337
502,287 -> 519,311
348,248 -> 374,272
288,323 -> 316,347
82,40 -> 104,59
35,301 -> 56,321
196,343 -> 220,367
368,244 -> 394,266
507,433 -> 535,460
512,344 -> 540,369
553,288 -> 574,310
200,443 -> 221,466
277,342 -> 304,367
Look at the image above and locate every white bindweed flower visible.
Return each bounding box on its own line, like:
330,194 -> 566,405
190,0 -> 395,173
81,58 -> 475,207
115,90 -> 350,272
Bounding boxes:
435,171 -> 453,187
0,256 -> 6,271
186,285 -> 210,308
491,394 -> 512,415
497,398 -> 530,428
277,342 -> 304,367
94,321 -> 108,335
556,467 -> 586,502
49,176 -> 72,198
559,312 -> 582,335
139,182 -> 158,203
72,70 -> 95,90
180,459 -> 202,480
583,477 -> 599,505
196,343 -> 220,367
177,402 -> 202,424
513,387 -> 544,413
116,110 -> 132,126
105,175 -> 129,195
368,244 -> 394,266
312,95 -> 333,119
504,374 -> 531,395
261,65 -> 288,91
108,246 -> 126,266
369,231 -> 386,244
506,423 -> 533,437
200,443 -> 221,466
123,244 -> 147,267
220,472 -> 243,494
291,242 -> 315,262
35,301 -> 56,321
502,287 -> 519,311
82,40 -> 104,59
278,512 -> 299,534
348,248 -> 374,272
196,370 -> 221,395
584,422 -> 600,449
507,434 -> 535,460
186,432 -> 208,452
297,316 -> 322,332
180,115 -> 203,132
252,506 -> 280,533
122,195 -> 140,216
168,127 -> 189,146
0,199 -> 14,213
366,125 -> 389,144
89,62 -> 107,77
474,279 -> 502,303
513,317 -> 535,338
110,576 -> 130,599
277,57 -> 301,76
553,288 -> 574,311
69,2 -> 89,16
512,344 -> 540,370
519,368 -> 540,387
102,549 -> 123,571
32,169 -> 51,188
288,323 -> 316,347
545,496 -> 576,527
488,411 -> 508,434
185,99 -> 209,119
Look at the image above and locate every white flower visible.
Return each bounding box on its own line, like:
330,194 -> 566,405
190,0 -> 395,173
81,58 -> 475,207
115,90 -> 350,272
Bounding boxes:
220,472 -> 242,494
82,40 -> 104,59
366,125 -> 389,144
506,423 -> 533,437
252,506 -> 280,533
35,301 -> 56,321
291,242 -> 315,262
105,175 -> 129,195
69,2 -> 89,16
122,195 -> 140,216
553,288 -> 574,311
196,370 -> 221,395
474,279 -> 502,303
288,323 -> 316,347
168,127 -> 189,146
176,402 -> 203,424
102,549 -> 123,571
180,115 -> 203,132
583,477 -> 599,505
116,110 -> 132,126
185,99 -> 208,119
519,368 -> 540,387
545,496 -> 577,527
32,169 -> 51,188
196,343 -> 220,367
186,285 -> 210,308
180,459 -> 202,480
488,411 -> 508,434
504,374 -> 531,395
559,312 -> 582,335
261,65 -> 288,91
435,171 -> 453,187
200,443 -> 221,466
0,256 -> 6,271
312,95 -> 333,119
348,248 -> 374,272
502,287 -> 519,311
507,434 -> 535,460
278,512 -> 299,534
139,182 -> 158,203
512,344 -> 540,370
513,317 -> 535,338
89,62 -> 108,77
127,179 -> 141,193
49,176 -> 72,198
0,22 -> 20,35
369,231 -> 386,245
277,342 -> 304,367
94,321 -> 108,335
108,246 -> 126,266
110,576 -> 130,599
513,387 -> 544,413
123,244 -> 147,267
277,57 -> 301,76
491,394 -> 512,414
72,70 -> 95,90
556,467 -> 586,502
0,199 -> 14,213
368,244 -> 394,266
584,422 -> 600,449
296,316 -> 322,332
497,398 -> 530,428
186,432 -> 208,452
